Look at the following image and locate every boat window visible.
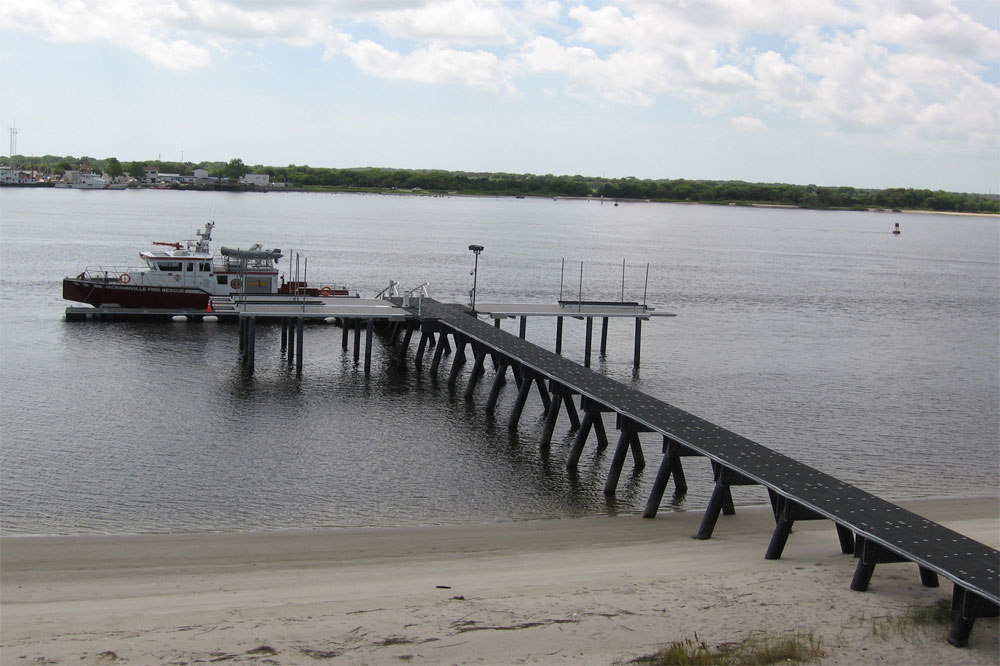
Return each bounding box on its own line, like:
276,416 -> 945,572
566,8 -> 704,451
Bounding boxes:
157,262 -> 182,272
200,262 -> 211,272
186,263 -> 194,272
217,275 -> 228,285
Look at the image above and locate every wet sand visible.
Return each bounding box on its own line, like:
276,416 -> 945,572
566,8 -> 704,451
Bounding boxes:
2,497 -> 997,665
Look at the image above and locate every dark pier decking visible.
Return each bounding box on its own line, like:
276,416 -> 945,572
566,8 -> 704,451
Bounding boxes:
402,299 -> 998,647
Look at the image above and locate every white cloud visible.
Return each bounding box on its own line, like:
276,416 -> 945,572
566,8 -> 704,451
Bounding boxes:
0,0 -> 213,69
522,0 -> 562,22
346,40 -> 516,95
373,0 -> 512,43
731,115 -> 765,131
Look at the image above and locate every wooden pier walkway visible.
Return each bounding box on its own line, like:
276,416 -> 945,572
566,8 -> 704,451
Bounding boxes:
404,299 -> 998,647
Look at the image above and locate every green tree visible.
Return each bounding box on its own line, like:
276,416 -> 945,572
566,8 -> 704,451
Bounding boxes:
106,157 -> 124,179
223,158 -> 248,180
127,162 -> 146,180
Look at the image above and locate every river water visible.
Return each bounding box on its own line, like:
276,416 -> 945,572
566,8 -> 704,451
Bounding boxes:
1,189 -> 997,535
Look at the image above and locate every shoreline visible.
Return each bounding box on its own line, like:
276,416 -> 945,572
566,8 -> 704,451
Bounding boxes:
3,497 -> 997,665
4,490 -> 1000,540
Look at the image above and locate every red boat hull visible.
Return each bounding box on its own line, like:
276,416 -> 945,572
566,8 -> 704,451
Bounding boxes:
62,279 -> 211,309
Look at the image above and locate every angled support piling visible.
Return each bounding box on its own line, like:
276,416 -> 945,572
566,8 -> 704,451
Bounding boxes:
695,464 -> 758,539
485,359 -> 509,415
643,437 -> 699,518
851,536 -> 939,592
765,496 -> 855,559
415,332 -> 430,367
508,365 -> 535,429
463,343 -> 488,400
567,397 -> 613,468
399,323 -> 415,358
429,330 -> 448,376
604,417 -> 647,495
447,333 -> 468,388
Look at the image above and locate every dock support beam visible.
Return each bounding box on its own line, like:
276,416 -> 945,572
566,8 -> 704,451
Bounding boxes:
850,536 -> 939,592
566,397 -> 612,468
764,496 -> 855,559
555,317 -> 564,354
287,317 -> 296,365
241,316 -> 256,373
353,319 -> 361,363
464,343 -> 488,400
539,382 -> 580,448
295,317 -> 304,372
399,323 -> 414,358
430,330 -> 449,376
695,464 -> 757,539
643,437 -> 695,518
447,334 -> 468,388
600,317 -> 609,356
364,318 -> 374,374
415,331 -> 431,367
485,360 -> 509,415
604,417 -> 647,495
949,585 -> 1000,647
584,317 -> 593,368
508,366 -> 534,429
633,318 -> 643,370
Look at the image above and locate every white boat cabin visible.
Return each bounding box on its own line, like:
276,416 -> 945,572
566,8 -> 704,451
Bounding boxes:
120,222 -> 284,295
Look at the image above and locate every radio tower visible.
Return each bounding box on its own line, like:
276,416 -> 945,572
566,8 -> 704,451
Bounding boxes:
8,123 -> 17,167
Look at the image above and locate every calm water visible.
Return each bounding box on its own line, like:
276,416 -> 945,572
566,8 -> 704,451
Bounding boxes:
1,189 -> 997,535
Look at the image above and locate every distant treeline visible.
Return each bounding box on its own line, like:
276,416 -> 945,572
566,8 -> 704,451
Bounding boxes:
4,154 -> 997,214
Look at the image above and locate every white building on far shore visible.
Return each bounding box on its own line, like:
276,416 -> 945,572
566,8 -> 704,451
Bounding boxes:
241,173 -> 270,187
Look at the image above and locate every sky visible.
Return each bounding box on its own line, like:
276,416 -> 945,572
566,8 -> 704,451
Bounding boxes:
1,0 -> 998,193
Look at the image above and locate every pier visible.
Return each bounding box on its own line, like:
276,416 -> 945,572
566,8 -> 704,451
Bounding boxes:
66,294 -> 999,647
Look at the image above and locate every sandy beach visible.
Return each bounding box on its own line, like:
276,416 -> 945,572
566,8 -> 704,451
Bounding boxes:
2,497 -> 997,665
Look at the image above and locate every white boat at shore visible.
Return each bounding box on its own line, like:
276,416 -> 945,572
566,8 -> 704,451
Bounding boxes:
54,173 -> 126,189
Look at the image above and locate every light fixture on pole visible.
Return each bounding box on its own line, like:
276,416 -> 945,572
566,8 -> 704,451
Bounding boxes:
468,244 -> 484,313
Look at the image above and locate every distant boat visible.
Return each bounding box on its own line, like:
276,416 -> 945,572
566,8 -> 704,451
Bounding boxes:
0,166 -> 53,187
54,173 -> 126,189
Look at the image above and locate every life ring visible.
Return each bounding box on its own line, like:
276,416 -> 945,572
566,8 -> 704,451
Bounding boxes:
230,278 -> 242,289
319,286 -> 333,296
120,273 -> 131,284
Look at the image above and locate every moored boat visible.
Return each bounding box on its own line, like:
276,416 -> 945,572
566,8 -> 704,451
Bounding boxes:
54,173 -> 123,189
62,221 -> 355,309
